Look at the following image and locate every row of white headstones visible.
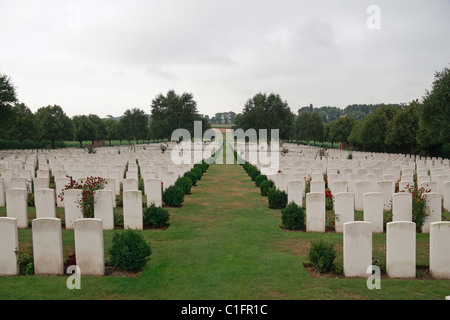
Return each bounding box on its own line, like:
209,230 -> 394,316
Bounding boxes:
0,142 -> 449,280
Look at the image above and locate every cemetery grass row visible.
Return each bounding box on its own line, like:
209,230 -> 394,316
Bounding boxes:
0,141 -> 449,300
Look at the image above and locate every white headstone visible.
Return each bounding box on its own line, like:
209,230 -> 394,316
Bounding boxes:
429,222 -> 450,280
422,193 -> 442,233
363,192 -> 384,233
392,192 -> 412,222
378,181 -> 394,210
386,221 -> 416,278
63,189 -> 83,229
145,179 -> 162,207
0,177 -> 5,206
354,180 -> 370,211
0,217 -> 19,275
343,221 -> 372,278
123,190 -> 143,230
32,218 -> 64,275
287,180 -> 304,207
34,188 -> 56,219
334,192 -> 354,233
74,218 -> 104,276
93,190 -> 114,230
6,188 -> 28,228
306,192 -> 325,233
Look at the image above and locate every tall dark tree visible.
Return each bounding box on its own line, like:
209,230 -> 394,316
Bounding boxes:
120,108 -> 148,144
9,103 -> 37,149
73,115 -> 96,148
385,101 -> 420,154
150,90 -> 206,140
0,73 -> 18,137
103,117 -> 119,146
233,92 -> 294,140
328,116 -> 357,145
416,65 -> 450,157
35,105 -> 74,148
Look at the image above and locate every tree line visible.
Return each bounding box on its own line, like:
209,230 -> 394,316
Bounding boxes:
0,77 -> 211,149
232,64 -> 449,158
1,64 -> 448,157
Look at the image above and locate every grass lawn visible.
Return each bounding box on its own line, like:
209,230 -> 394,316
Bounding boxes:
0,142 -> 449,300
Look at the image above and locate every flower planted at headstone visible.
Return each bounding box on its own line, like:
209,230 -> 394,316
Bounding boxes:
59,177 -> 107,218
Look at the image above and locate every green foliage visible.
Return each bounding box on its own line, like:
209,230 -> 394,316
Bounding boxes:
119,108 -> 149,143
267,187 -> 288,209
328,116 -> 356,144
385,101 -> 420,154
249,167 -> 261,181
175,176 -> 193,195
17,245 -> 34,276
308,240 -> 337,274
184,171 -> 198,186
294,112 -> 324,144
143,203 -> 170,228
162,185 -> 185,207
233,92 -> 294,140
192,166 -> 203,180
281,202 -> 305,230
255,174 -> 267,187
108,229 -> 152,272
260,179 -> 275,196
417,66 -> 450,158
35,105 -> 74,148
150,90 -> 209,140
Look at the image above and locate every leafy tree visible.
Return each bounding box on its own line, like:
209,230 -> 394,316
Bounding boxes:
35,105 -> 74,148
416,65 -> 450,157
73,115 -> 96,148
234,92 -> 294,140
150,90 -> 205,140
9,103 -> 37,149
103,118 -> 119,146
385,101 -> 420,154
88,114 -> 107,144
358,105 -> 399,152
294,111 -> 324,144
0,73 -> 18,136
294,112 -> 312,143
119,108 -> 148,144
328,116 -> 356,145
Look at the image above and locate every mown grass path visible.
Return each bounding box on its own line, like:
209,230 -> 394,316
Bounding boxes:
0,140 -> 449,300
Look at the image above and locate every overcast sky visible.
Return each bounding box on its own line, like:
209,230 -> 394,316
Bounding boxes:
1,0 -> 449,118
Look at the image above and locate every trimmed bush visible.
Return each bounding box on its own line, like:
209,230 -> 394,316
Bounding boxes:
108,229 -> 152,272
281,202 -> 305,230
184,171 -> 198,186
308,240 -> 336,274
260,180 -> 275,196
255,174 -> 267,187
175,176 -> 193,195
249,168 -> 261,181
267,187 -> 288,209
162,185 -> 185,207
192,166 -> 203,180
144,203 -> 170,228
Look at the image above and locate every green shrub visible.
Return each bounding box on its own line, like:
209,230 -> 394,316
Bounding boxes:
108,229 -> 152,272
194,163 -> 207,174
308,240 -> 336,274
260,180 -> 275,196
281,202 -> 305,230
184,171 -> 198,186
192,167 -> 203,180
249,168 -> 261,181
17,246 -> 34,275
162,185 -> 185,207
267,187 -> 288,209
144,203 -> 170,228
255,174 -> 267,187
175,176 -> 193,195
